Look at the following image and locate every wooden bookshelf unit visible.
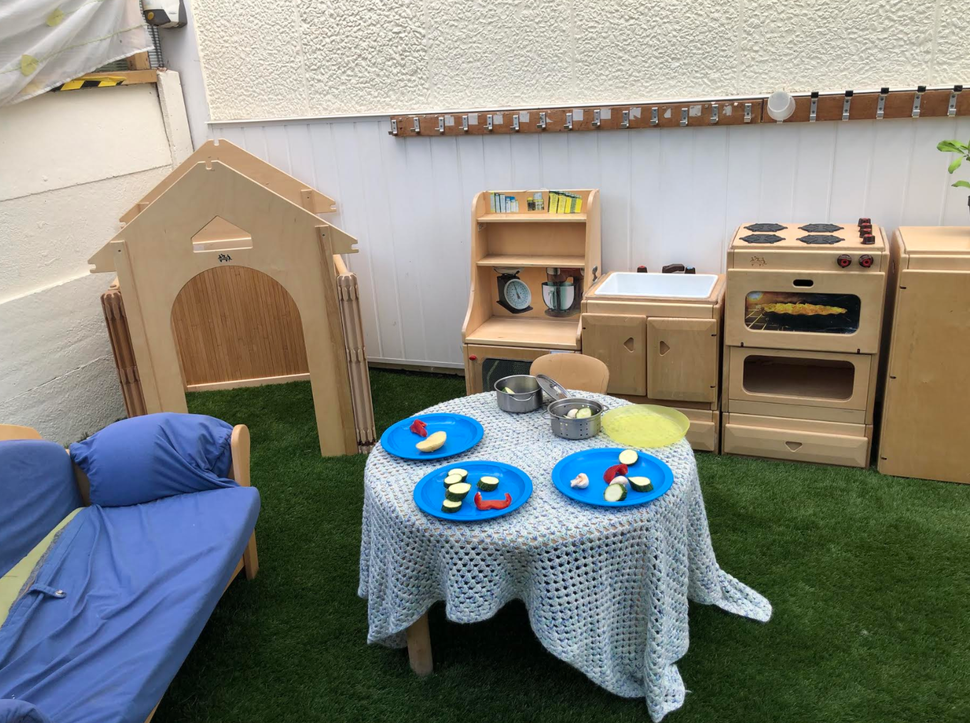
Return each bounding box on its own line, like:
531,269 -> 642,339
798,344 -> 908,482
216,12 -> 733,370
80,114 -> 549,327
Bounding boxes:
462,189 -> 601,394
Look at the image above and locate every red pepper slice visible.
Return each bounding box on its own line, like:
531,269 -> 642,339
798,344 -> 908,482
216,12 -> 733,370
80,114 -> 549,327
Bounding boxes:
409,419 -> 428,437
603,464 -> 628,483
474,492 -> 512,511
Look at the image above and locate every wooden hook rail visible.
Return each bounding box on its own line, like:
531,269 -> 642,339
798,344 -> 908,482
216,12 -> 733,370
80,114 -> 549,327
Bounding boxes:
389,85 -> 968,138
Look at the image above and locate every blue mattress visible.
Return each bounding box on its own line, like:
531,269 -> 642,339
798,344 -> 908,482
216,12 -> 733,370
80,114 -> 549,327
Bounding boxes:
0,486 -> 260,723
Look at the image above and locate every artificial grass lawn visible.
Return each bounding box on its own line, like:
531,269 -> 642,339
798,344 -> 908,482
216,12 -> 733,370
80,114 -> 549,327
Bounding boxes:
158,369 -> 970,722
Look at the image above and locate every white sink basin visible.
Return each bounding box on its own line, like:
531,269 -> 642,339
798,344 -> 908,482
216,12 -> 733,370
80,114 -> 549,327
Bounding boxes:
593,272 -> 718,299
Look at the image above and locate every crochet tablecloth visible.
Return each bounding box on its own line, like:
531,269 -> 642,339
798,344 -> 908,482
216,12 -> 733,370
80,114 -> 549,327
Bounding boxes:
358,392 -> 771,721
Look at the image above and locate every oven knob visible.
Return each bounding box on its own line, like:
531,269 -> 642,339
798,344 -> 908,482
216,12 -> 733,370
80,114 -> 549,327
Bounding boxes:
468,355 -> 477,361
861,234 -> 875,245
837,254 -> 852,268
858,217 -> 871,226
859,255 -> 873,268
858,224 -> 872,236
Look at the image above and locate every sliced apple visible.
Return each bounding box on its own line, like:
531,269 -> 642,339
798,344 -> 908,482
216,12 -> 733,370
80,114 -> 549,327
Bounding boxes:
416,430 -> 447,453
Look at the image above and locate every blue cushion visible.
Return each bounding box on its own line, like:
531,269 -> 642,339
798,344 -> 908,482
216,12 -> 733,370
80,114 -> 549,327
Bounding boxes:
0,486 -> 260,723
0,440 -> 83,578
69,413 -> 238,507
0,699 -> 52,723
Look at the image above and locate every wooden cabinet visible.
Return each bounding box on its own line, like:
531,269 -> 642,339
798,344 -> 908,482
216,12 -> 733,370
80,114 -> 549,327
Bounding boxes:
879,257 -> 970,483
646,318 -> 718,403
580,313 -> 646,395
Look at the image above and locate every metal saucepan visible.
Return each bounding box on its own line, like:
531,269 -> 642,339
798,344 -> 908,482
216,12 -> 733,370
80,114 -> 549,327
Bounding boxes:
495,374 -> 542,413
547,398 -> 605,440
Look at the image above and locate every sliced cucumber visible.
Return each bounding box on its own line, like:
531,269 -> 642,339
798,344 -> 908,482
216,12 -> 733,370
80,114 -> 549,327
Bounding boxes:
619,449 -> 639,466
477,476 -> 499,491
441,499 -> 463,514
604,483 -> 628,502
445,482 -> 471,501
576,407 -> 593,419
449,468 -> 469,482
443,474 -> 463,488
629,476 -> 653,493
504,386 -> 515,394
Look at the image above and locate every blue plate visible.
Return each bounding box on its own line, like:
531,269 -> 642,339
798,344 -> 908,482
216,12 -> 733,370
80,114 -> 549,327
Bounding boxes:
380,413 -> 484,461
413,461 -> 532,522
552,447 -> 674,508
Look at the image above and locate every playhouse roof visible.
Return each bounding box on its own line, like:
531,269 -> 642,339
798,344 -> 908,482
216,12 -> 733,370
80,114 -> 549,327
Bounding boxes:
89,160 -> 357,273
119,139 -> 337,224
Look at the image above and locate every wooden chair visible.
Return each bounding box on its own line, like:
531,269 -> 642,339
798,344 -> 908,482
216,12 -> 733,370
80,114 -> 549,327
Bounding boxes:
530,354 -> 610,394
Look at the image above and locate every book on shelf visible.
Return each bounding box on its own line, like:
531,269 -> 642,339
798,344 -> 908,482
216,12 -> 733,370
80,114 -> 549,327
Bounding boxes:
487,190 -> 581,214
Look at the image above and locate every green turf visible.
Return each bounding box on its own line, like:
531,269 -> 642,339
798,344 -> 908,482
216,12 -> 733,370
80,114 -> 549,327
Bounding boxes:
158,370 -> 970,722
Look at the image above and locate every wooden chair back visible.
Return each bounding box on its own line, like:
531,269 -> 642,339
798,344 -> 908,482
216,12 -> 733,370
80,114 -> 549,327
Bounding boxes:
0,424 -> 42,441
530,354 -> 610,394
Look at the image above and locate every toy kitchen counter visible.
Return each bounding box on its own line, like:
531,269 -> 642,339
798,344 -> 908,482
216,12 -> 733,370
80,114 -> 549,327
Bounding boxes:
580,271 -> 726,452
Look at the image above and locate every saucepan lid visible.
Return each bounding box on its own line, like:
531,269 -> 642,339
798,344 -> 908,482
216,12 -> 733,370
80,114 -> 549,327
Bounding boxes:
535,373 -> 568,401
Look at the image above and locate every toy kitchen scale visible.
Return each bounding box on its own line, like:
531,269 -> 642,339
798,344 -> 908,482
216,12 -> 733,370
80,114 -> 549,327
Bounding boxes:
721,219 -> 890,467
462,190 -> 601,394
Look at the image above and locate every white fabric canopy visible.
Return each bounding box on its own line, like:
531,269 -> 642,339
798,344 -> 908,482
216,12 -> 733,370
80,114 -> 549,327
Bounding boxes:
0,0 -> 152,107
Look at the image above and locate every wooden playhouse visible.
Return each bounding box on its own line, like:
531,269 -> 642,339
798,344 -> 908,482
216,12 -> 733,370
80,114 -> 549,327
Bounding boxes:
91,140 -> 375,456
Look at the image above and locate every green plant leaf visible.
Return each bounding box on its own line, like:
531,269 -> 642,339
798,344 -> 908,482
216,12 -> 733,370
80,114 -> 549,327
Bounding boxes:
953,180 -> 970,189
948,156 -> 964,174
937,140 -> 967,153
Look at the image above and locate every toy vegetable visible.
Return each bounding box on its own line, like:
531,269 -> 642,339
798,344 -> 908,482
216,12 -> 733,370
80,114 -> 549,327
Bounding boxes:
603,464 -> 628,483
474,492 -> 512,511
410,419 -> 428,437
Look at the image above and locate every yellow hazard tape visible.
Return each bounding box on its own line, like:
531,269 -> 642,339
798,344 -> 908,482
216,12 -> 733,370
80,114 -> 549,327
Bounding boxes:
55,75 -> 126,91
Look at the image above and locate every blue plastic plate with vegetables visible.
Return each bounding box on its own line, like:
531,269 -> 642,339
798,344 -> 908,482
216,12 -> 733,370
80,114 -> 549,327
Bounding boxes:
380,413 -> 484,461
551,447 -> 674,508
413,461 -> 532,522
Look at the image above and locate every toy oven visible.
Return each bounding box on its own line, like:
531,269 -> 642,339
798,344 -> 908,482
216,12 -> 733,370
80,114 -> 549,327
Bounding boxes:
724,270 -> 885,354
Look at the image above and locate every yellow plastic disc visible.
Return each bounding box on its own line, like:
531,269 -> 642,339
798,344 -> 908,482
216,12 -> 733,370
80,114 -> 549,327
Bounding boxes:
602,405 -> 690,449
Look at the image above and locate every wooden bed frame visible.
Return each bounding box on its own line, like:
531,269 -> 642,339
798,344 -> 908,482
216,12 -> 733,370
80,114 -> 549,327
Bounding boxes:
0,422 -> 258,723
88,140 -> 375,456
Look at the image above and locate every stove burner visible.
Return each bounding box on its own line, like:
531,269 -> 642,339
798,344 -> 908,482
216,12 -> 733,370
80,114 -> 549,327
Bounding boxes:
799,223 -> 844,233
798,234 -> 844,245
741,233 -> 784,244
744,223 -> 786,233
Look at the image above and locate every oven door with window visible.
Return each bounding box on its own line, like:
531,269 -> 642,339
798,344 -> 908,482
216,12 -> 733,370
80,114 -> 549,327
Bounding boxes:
725,270 -> 885,353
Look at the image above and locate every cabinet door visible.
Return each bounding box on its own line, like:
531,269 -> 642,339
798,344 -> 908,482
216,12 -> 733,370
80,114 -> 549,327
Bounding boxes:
580,314 -> 646,395
646,317 -> 718,403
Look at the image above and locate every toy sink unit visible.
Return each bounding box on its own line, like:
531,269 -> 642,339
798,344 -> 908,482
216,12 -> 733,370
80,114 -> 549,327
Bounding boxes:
592,272 -> 719,299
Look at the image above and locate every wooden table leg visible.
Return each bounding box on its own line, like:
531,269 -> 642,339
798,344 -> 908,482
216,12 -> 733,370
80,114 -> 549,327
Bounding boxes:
406,612 -> 433,676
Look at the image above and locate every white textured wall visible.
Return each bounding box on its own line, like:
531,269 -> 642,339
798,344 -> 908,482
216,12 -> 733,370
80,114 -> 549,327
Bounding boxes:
0,85 -> 180,444
208,113 -> 970,369
192,0 -> 970,120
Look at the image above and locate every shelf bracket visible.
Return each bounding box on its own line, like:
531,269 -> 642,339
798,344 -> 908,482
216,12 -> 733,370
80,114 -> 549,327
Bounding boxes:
711,104 -> 719,124
621,109 -> 629,128
538,112 -> 547,130
743,103 -> 752,123
842,90 -> 853,121
650,107 -> 658,126
876,87 -> 888,120
565,111 -> 573,130
809,92 -> 818,122
680,108 -> 688,127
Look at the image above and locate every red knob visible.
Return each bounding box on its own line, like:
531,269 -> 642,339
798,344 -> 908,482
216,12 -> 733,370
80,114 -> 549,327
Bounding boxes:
861,234 -> 875,245
858,224 -> 872,236
859,255 -> 873,268
468,355 -> 477,361
858,217 -> 871,225
837,254 -> 852,268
